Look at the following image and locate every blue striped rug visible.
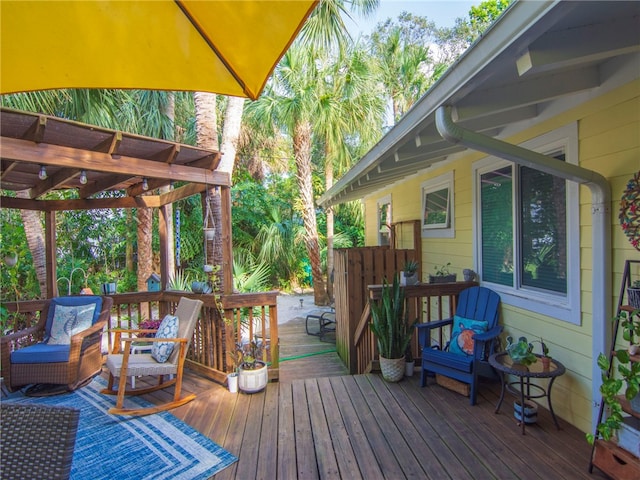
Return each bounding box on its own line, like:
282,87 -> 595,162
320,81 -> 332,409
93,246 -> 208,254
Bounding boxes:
5,377 -> 237,479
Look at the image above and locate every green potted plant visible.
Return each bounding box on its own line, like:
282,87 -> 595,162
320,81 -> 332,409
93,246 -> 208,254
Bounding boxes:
587,310 -> 640,445
99,271 -> 118,295
505,336 -> 537,366
236,339 -> 268,393
369,275 -> 417,382
404,345 -> 414,377
620,308 -> 640,354
428,262 -> 457,284
531,337 -> 552,369
402,259 -> 419,286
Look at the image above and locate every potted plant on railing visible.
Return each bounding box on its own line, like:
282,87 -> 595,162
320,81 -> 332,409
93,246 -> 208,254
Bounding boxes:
428,262 -> 457,284
402,260 -> 419,286
370,274 -> 417,382
99,271 -> 118,295
236,339 -> 268,393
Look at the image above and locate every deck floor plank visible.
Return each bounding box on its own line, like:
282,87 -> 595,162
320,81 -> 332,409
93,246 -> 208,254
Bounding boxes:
257,384 -> 280,480
305,378 -> 341,480
315,377 -> 364,480
415,379 -> 543,480
292,380 -> 320,480
122,314 -> 607,479
276,382 -> 297,480
341,375 -> 408,479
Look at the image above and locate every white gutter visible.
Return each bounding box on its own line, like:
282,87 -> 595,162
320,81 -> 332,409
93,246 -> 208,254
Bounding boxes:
436,105 -> 611,430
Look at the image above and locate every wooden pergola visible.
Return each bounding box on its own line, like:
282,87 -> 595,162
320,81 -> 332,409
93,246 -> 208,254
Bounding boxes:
0,107 -> 233,296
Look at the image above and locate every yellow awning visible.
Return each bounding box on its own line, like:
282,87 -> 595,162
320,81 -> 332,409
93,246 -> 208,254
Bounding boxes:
0,0 -> 317,100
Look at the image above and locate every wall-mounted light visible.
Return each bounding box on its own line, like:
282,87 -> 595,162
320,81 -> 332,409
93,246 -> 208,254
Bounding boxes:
142,178 -> 149,191
38,165 -> 47,180
79,170 -> 88,185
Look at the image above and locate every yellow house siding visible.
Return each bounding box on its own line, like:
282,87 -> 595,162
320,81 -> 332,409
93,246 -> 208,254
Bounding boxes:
359,81 -> 639,433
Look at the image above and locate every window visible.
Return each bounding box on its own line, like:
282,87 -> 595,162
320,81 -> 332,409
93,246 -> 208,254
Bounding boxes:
421,172 -> 454,238
377,196 -> 391,246
473,125 -> 580,324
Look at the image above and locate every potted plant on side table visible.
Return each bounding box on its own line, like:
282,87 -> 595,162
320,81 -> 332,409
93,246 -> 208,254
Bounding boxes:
370,274 -> 417,382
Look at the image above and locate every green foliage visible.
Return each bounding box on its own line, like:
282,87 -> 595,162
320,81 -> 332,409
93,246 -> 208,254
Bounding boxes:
506,336 -> 537,366
620,310 -> 640,344
588,312 -> 640,444
434,262 -> 452,276
167,270 -> 191,291
369,275 -> 417,359
404,260 -> 419,274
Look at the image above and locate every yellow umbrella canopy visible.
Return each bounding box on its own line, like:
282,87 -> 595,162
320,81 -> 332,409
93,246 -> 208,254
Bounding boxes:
1,0 -> 317,100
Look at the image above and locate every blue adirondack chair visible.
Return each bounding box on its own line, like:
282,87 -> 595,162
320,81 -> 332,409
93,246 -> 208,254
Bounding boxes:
416,286 -> 502,405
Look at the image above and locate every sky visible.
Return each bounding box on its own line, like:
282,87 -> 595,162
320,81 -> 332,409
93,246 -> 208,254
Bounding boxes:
346,0 -> 477,37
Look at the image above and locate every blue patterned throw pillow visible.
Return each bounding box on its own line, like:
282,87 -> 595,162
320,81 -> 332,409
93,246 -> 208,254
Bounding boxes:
47,304 -> 96,345
449,315 -> 488,357
151,314 -> 179,363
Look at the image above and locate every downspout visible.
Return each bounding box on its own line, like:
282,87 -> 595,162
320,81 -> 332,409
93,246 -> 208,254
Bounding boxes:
436,106 -> 611,431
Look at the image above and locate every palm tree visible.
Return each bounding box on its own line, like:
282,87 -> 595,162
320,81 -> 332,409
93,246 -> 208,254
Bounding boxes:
247,44 -> 330,304
314,44 -> 385,300
369,25 -> 430,123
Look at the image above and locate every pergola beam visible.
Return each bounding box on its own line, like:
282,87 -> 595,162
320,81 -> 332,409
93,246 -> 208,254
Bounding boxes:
1,137 -> 230,186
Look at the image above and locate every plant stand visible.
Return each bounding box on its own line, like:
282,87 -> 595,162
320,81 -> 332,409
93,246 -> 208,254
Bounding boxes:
238,363 -> 268,393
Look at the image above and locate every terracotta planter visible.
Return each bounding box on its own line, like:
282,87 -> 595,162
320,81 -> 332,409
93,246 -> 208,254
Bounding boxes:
379,355 -> 405,382
238,362 -> 268,393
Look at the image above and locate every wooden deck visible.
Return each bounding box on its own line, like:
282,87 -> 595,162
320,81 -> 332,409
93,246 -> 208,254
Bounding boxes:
122,318 -> 605,479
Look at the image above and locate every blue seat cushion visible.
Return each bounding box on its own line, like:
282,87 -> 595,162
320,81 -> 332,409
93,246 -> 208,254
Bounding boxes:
11,343 -> 70,364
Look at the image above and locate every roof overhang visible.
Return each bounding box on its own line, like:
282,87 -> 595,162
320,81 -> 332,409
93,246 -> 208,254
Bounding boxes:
318,0 -> 640,207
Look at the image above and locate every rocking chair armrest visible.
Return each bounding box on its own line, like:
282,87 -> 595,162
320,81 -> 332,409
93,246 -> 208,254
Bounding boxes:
119,336 -> 188,344
472,325 -> 503,343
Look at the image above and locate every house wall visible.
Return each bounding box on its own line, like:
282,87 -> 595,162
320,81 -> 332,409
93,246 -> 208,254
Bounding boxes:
362,80 -> 640,433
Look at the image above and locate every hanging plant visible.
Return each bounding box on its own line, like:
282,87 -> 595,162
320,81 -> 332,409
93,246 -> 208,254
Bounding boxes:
619,171 -> 640,251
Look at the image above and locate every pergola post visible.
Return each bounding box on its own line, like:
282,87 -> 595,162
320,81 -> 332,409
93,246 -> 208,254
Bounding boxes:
45,210 -> 57,298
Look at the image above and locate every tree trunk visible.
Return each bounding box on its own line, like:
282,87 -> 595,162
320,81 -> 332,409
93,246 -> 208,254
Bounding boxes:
17,191 -> 47,297
194,92 -> 221,290
325,144 -> 334,303
161,92 -> 176,279
293,121 -> 328,305
137,207 -> 153,303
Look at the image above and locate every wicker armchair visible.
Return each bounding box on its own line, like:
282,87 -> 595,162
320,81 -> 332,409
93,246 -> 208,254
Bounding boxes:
1,296 -> 113,392
0,403 -> 80,480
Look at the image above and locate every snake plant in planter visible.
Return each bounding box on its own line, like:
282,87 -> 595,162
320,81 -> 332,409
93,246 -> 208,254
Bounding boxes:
370,275 -> 417,382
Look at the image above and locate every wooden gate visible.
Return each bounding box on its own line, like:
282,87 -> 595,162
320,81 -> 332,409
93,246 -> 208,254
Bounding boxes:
333,246 -> 418,373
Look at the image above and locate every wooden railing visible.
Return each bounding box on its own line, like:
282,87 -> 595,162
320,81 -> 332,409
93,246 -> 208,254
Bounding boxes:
353,282 -> 478,374
2,290 -> 279,385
